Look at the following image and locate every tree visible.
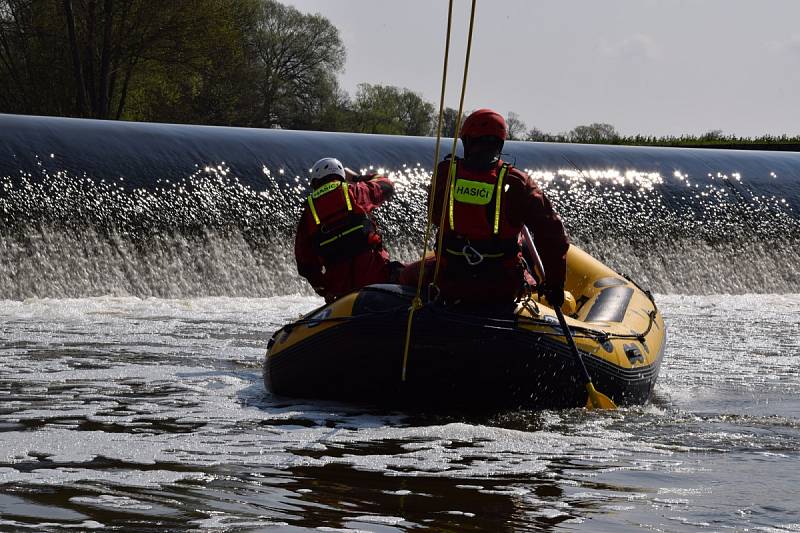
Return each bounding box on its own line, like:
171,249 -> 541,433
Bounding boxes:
699,129 -> 725,142
436,107 -> 461,137
397,89 -> 435,136
349,83 -> 434,136
123,0 -> 262,126
568,122 -> 619,144
0,0 -> 72,115
248,0 -> 345,129
506,111 -> 527,141
0,0 -> 259,121
526,127 -> 552,142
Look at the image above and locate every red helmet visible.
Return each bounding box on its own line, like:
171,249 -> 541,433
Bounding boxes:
460,109 -> 507,141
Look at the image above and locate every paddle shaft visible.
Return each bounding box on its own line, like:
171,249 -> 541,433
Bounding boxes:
521,226 -> 594,386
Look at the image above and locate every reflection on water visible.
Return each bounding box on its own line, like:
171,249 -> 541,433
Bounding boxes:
1,295 -> 798,531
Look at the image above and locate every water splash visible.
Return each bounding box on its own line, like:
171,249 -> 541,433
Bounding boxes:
1,159 -> 798,298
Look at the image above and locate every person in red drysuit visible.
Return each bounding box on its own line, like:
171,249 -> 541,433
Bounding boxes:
400,109 -> 569,305
295,157 -> 396,302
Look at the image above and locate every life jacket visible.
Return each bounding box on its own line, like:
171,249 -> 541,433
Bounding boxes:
442,159 -> 521,270
306,179 -> 380,261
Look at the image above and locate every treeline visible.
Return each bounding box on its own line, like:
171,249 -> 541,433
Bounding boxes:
2,0 -> 798,149
517,120 -> 800,151
0,0 -> 437,134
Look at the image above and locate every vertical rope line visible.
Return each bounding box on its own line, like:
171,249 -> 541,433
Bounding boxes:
432,0 -> 478,287
414,0 -> 454,301
400,0 -> 455,381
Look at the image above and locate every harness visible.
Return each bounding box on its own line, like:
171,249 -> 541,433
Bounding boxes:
307,180 -> 378,261
443,161 -> 519,268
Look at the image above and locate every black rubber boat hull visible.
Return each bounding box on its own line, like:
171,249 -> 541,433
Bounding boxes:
265,286 -> 664,410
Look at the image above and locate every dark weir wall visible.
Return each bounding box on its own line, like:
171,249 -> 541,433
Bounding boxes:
1,114 -> 799,299
2,114 -> 800,206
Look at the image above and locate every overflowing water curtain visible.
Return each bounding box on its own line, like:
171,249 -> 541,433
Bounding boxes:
2,114 -> 799,298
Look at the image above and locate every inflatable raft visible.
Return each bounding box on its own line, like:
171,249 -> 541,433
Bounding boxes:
264,245 -> 665,409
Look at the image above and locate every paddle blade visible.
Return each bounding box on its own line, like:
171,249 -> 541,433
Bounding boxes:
585,382 -> 617,410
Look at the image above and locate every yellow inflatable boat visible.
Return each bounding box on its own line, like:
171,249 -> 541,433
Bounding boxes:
264,245 -> 665,409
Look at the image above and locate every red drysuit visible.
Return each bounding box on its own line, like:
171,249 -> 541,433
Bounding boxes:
400,158 -> 568,304
295,175 -> 394,300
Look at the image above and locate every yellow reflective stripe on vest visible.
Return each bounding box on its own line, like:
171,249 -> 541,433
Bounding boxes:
307,180 -> 352,226
342,182 -> 352,211
319,223 -> 365,247
448,163 -> 458,230
307,195 -> 321,224
493,164 -> 508,235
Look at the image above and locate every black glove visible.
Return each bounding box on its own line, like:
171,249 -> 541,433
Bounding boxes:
349,172 -> 377,183
539,283 -> 565,308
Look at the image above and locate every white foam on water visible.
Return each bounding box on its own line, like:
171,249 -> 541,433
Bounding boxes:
0,294 -> 798,531
0,466 -> 211,488
69,495 -> 154,511
345,515 -> 406,525
382,489 -> 412,496
0,519 -> 105,530
188,512 -> 290,530
526,508 -> 571,519
315,526 -> 372,533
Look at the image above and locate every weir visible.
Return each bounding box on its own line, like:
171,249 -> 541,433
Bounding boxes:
2,113 -> 799,299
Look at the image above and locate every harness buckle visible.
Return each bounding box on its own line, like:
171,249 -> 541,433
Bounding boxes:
462,243 -> 484,266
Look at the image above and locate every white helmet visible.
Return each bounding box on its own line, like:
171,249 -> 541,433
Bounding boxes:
311,157 -> 345,182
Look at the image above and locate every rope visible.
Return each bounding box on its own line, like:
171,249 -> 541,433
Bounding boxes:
432,0 -> 478,289
401,0 -> 478,381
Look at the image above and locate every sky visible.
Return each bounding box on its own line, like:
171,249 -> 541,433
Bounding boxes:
282,0 -> 800,137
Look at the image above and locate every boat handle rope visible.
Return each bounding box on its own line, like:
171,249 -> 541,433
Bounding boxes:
516,308 -> 658,344
401,0 -> 478,382
622,272 -> 659,314
271,300 -> 658,350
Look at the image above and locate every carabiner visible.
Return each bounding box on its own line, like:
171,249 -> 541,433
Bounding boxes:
462,243 -> 483,266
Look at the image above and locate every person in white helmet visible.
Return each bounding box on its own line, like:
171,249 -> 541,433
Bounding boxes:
294,157 -> 396,301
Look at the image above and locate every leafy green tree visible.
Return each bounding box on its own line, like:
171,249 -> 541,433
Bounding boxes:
247,0 -> 345,129
525,127 -> 552,142
349,83 -> 434,136
0,0 -> 260,121
1,0 -> 346,128
698,129 -> 725,142
123,0 -> 262,126
0,0 -> 72,115
437,107 -> 461,137
568,122 -> 619,144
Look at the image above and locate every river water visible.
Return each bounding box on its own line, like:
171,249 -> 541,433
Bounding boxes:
1,294 -> 798,532
1,116 -> 799,531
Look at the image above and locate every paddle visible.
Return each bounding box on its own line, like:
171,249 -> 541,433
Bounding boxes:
521,226 -> 617,410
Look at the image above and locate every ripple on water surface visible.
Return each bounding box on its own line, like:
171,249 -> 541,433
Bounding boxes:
0,294 -> 798,531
